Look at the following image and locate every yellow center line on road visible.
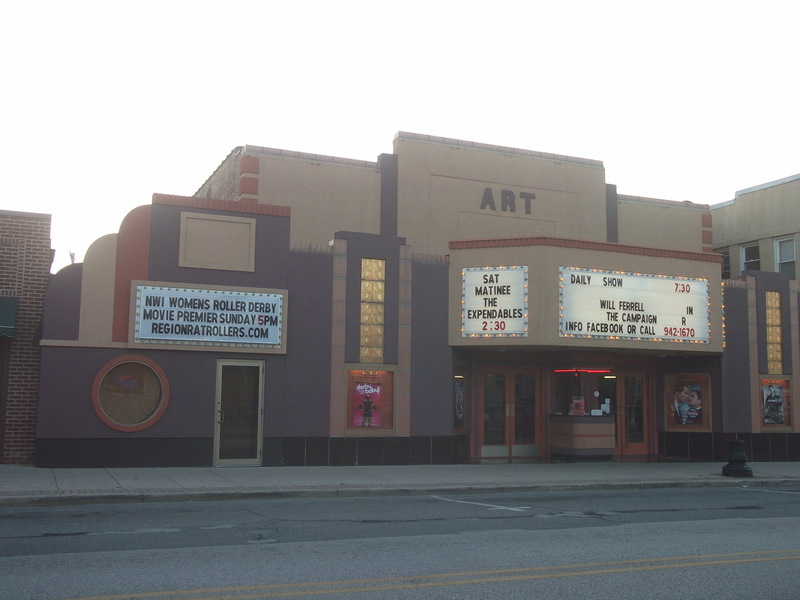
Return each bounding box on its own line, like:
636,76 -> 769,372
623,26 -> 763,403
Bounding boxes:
62,549 -> 800,600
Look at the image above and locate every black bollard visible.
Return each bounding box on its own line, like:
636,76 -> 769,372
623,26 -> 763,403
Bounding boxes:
722,439 -> 753,477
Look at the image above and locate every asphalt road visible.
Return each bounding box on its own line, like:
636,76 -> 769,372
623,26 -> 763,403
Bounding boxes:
2,485 -> 800,599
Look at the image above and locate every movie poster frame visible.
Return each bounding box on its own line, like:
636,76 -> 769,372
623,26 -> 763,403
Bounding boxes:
453,371 -> 469,433
664,373 -> 712,432
346,369 -> 395,435
760,378 -> 791,428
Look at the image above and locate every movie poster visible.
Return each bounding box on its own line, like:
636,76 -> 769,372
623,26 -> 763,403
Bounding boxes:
570,396 -> 585,416
665,374 -> 711,431
453,377 -> 466,429
762,379 -> 790,426
351,381 -> 383,427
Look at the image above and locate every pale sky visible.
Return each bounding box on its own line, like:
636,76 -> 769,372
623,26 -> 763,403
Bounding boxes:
2,1 -> 798,272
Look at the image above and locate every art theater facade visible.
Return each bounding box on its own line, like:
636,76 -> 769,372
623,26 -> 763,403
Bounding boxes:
36,133 -> 733,466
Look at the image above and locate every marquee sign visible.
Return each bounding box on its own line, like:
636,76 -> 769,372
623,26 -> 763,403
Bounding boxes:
559,267 -> 710,343
461,266 -> 528,337
134,285 -> 285,349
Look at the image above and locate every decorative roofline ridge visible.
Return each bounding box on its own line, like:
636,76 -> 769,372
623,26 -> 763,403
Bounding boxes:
242,145 -> 378,169
152,193 -> 290,217
449,236 -> 722,264
617,194 -> 709,209
394,131 -> 604,169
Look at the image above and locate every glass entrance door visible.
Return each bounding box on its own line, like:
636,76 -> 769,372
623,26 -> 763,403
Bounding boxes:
214,360 -> 264,466
616,374 -> 649,456
480,370 -> 537,462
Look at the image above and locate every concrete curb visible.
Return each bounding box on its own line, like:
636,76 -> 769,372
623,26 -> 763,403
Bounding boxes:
1,475 -> 795,508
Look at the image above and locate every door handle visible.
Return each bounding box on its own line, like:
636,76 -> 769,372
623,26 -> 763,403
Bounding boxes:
218,409 -> 225,424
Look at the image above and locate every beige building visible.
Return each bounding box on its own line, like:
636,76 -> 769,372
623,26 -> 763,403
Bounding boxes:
712,173 -> 800,279
198,133 -> 714,257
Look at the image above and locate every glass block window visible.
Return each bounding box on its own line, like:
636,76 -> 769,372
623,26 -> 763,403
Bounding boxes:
776,237 -> 796,278
766,291 -> 782,374
360,258 -> 385,363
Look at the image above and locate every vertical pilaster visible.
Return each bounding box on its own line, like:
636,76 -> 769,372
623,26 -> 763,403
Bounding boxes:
746,276 -> 761,428
395,244 -> 412,436
790,279 -> 800,432
329,238 -> 348,436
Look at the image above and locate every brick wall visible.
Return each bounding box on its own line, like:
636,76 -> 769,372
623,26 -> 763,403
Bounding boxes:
194,147 -> 241,202
0,210 -> 52,464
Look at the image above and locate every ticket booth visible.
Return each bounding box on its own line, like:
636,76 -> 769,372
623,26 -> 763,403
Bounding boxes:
472,363 -> 656,462
548,368 -> 653,460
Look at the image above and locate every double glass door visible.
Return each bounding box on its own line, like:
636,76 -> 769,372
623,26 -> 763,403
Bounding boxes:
480,369 -> 538,462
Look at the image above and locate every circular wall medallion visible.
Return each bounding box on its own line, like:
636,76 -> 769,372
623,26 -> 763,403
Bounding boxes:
92,355 -> 169,432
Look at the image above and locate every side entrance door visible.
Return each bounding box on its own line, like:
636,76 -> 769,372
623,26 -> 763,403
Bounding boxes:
214,360 -> 264,466
479,369 -> 538,462
615,373 -> 650,457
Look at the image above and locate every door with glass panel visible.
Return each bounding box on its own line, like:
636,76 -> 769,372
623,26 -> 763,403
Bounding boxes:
616,373 -> 649,457
480,369 -> 538,462
214,360 -> 264,466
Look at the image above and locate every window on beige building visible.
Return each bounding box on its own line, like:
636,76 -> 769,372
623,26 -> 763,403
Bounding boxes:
717,248 -> 731,279
742,244 -> 760,272
776,237 -> 796,278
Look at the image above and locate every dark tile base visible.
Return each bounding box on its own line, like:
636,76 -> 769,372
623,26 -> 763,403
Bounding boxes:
36,438 -> 213,468
278,435 -> 470,466
36,435 -> 470,468
660,431 -> 800,462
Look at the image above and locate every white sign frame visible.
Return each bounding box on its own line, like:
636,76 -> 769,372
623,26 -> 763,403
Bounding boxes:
134,285 -> 285,349
559,267 -> 710,343
461,266 -> 528,337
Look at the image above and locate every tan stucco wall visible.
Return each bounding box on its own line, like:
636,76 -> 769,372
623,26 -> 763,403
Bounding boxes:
78,234 -> 118,346
250,149 -> 381,246
617,196 -> 709,253
448,241 -> 723,354
712,176 -> 800,278
209,135 -> 714,260
713,177 -> 800,245
394,134 -> 608,256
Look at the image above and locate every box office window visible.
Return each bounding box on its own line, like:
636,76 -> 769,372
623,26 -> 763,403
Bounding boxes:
552,370 -> 614,417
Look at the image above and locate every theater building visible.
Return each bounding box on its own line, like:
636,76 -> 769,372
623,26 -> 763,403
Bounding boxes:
35,133 -> 795,467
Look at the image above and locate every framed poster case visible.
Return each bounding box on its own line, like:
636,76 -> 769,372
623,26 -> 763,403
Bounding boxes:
665,373 -> 711,432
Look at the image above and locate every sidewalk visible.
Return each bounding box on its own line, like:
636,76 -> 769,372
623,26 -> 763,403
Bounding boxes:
2,461 -> 800,508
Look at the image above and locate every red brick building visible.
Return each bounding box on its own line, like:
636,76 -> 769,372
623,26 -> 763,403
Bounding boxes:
0,210 -> 52,464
